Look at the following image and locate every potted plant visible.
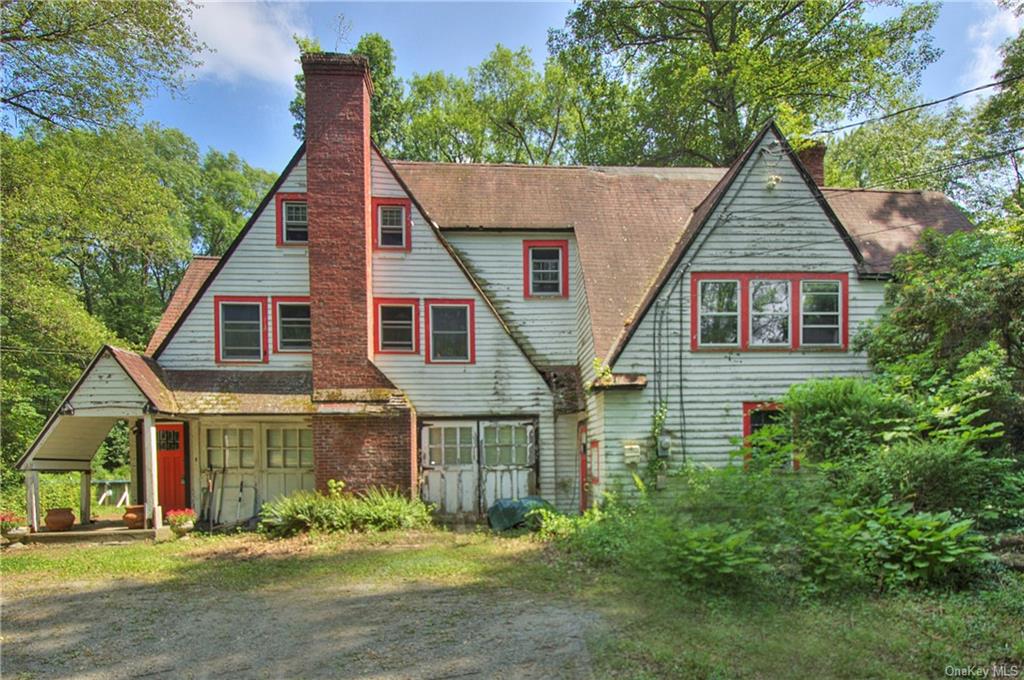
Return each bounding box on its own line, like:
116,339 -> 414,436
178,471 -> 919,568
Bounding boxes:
0,511 -> 24,535
166,509 -> 196,537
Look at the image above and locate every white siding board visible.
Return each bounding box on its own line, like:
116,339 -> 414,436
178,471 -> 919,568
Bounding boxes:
443,231 -> 579,366
603,130 -> 887,490
371,151 -> 558,502
69,354 -> 148,413
160,156 -> 311,370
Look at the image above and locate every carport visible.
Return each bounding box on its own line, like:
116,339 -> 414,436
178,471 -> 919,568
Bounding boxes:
17,346 -> 176,532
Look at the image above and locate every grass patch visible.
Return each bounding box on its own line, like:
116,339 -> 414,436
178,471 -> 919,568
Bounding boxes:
3,531 -> 1021,677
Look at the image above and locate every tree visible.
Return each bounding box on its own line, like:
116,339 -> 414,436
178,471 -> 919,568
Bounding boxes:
551,0 -> 940,166
1,0 -> 203,129
289,32 -> 405,150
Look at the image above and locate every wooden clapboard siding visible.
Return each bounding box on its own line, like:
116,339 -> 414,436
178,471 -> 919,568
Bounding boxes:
371,151 -> 558,498
68,353 -> 148,415
159,157 -> 310,370
574,260 -> 607,499
553,412 -> 581,512
442,231 -> 579,366
602,129 -> 886,489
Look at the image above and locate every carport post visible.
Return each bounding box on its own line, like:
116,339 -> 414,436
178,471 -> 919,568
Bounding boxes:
143,412 -> 162,529
25,471 -> 40,532
80,471 -> 91,525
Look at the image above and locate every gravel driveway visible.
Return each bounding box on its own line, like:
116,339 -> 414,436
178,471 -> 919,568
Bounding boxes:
2,540 -> 595,680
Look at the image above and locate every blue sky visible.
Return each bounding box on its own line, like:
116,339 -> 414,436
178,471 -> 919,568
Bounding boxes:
142,1 -> 1023,173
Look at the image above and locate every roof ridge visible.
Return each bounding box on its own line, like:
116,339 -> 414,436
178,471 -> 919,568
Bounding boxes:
821,186 -> 929,194
192,255 -> 221,260
390,159 -> 726,172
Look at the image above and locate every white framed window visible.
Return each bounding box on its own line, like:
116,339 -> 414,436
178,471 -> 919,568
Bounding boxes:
698,279 -> 740,346
205,427 -> 256,469
266,427 -> 313,469
378,205 -> 406,248
481,423 -> 532,466
800,280 -> 842,346
282,201 -> 308,243
275,301 -> 311,351
529,247 -> 562,295
750,279 -> 790,346
427,301 -> 473,363
378,304 -> 416,352
218,300 -> 264,361
424,424 -> 476,466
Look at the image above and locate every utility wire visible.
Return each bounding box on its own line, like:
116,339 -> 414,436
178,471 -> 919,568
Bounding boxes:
812,75 -> 1024,136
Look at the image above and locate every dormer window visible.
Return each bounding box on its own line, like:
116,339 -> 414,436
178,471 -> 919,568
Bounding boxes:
275,192 -> 308,246
215,296 -> 267,363
372,197 -> 412,251
523,240 -> 569,298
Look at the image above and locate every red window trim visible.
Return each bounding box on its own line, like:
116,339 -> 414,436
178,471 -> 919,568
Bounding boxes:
424,298 -> 475,364
742,401 -> 798,470
214,295 -> 268,364
373,297 -> 420,355
690,272 -> 848,352
522,240 -> 569,298
275,193 -> 308,247
271,296 -> 311,354
371,197 -> 412,252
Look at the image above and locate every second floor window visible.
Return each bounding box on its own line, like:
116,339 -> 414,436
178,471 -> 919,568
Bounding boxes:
801,281 -> 841,346
282,201 -> 308,243
373,198 -> 412,250
218,299 -> 264,362
376,301 -> 418,353
523,240 -> 569,298
427,300 -> 474,363
276,301 -> 311,351
698,280 -> 740,346
750,280 -> 790,346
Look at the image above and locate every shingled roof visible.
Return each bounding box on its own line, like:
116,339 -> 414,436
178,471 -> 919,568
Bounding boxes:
145,256 -> 219,355
392,157 -> 972,360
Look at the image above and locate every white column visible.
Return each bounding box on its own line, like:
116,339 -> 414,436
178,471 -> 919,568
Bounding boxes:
25,471 -> 40,532
143,412 -> 162,529
79,471 -> 92,526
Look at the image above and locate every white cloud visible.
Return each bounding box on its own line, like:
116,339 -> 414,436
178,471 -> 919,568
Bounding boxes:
962,1 -> 1023,95
190,1 -> 311,89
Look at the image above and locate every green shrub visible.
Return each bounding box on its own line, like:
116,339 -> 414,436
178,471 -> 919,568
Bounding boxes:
784,377 -> 913,463
801,497 -> 992,591
260,481 -> 433,538
533,497 -> 639,565
845,439 -> 1014,517
1,473 -> 81,515
637,520 -> 770,588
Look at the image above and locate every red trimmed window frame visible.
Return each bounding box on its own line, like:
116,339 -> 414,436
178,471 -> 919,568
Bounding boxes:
424,298 -> 476,365
214,295 -> 268,364
371,197 -> 412,252
271,296 -> 311,354
275,193 -> 308,247
373,297 -> 420,355
690,272 -> 848,351
522,239 -> 569,299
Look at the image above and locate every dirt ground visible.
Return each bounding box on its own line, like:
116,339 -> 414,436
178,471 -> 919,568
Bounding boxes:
2,541 -> 596,680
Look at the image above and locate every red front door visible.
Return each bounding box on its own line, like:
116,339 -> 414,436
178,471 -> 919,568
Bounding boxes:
156,423 -> 187,516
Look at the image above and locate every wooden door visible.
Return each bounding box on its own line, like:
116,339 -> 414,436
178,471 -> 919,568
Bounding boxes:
157,423 -> 187,515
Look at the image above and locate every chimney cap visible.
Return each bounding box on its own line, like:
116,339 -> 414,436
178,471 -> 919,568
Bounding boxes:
300,52 -> 373,94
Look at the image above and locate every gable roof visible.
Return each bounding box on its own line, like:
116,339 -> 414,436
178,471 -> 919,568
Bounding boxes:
392,126 -> 973,363
145,256 -> 219,355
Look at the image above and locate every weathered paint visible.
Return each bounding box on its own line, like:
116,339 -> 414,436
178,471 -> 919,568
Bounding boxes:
67,353 -> 148,416
603,129 -> 887,490
159,157 -> 311,370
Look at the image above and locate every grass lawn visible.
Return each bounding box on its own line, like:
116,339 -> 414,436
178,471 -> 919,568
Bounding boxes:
3,530 -> 1022,679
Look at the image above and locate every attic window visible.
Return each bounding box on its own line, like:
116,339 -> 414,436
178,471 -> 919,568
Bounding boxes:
282,201 -> 308,243
273,298 -> 311,352
372,197 -> 412,251
523,240 -> 569,298
426,299 -> 475,364
374,298 -> 419,354
697,280 -> 740,346
216,297 -> 266,363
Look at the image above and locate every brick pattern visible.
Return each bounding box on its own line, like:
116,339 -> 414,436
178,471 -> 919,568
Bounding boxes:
303,54 -> 392,393
313,411 -> 417,493
797,143 -> 826,186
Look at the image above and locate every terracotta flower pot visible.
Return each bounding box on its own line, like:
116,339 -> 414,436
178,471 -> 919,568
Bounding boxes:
44,508 -> 75,532
122,505 -> 146,530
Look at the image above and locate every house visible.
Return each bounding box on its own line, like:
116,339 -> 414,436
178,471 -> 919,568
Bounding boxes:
16,53 -> 974,530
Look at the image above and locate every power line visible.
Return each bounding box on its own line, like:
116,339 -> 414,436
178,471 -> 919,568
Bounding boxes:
811,74 -> 1024,136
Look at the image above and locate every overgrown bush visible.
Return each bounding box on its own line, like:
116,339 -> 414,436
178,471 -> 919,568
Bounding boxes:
0,473 -> 80,515
784,377 -> 913,463
259,480 -> 433,538
845,439 -> 1013,517
801,497 -> 992,592
637,520 -> 770,588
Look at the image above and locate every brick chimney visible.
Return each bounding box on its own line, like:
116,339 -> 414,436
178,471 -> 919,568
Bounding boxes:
302,53 -> 392,396
797,141 -> 826,186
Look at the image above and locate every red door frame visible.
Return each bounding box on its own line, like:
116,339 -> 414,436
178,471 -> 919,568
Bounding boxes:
156,423 -> 189,516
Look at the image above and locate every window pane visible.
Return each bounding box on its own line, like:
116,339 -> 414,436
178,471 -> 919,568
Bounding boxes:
379,206 -> 406,247
300,429 -> 312,448
803,314 -> 839,326
751,280 -> 789,314
484,443 -> 498,466
431,306 -> 469,360
530,248 -> 562,294
240,429 -> 253,447
240,448 -> 255,468
267,429 -> 282,448
700,281 -> 738,313
300,449 -> 313,468
225,429 -> 239,447
380,206 -> 404,227
803,294 -> 839,313
278,304 -> 311,350
207,429 -> 221,447
285,202 -> 307,224
268,449 -> 283,468
803,281 -> 840,295
284,449 -> 298,468
284,429 -> 298,448
380,305 -> 414,350
750,409 -> 783,435
221,303 -> 262,359
752,315 -> 789,345
700,316 -> 738,344
222,304 -> 259,323
432,333 -> 468,360
803,326 -> 840,345
432,306 -> 467,332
